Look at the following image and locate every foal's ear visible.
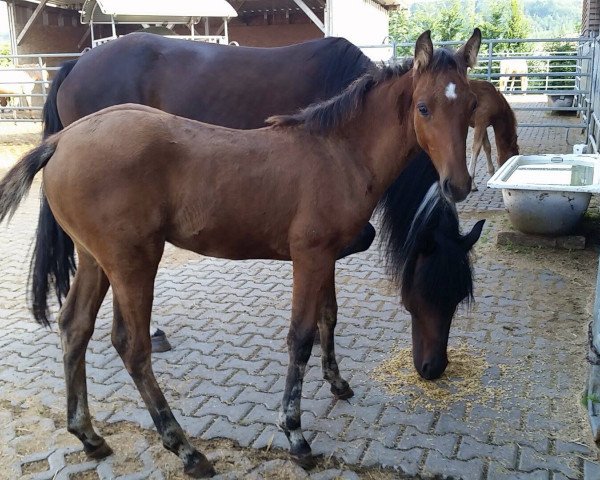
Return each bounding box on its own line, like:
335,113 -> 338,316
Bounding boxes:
414,30 -> 433,73
461,219 -> 485,251
457,28 -> 482,69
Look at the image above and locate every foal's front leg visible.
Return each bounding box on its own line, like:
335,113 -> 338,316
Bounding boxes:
319,274 -> 353,399
279,253 -> 335,467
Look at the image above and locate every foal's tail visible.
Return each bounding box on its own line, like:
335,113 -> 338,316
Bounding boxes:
0,139 -> 67,327
0,142 -> 57,225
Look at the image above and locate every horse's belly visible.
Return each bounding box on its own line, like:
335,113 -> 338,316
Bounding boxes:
168,229 -> 291,261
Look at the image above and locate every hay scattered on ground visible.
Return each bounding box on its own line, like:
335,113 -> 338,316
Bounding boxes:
372,342 -> 496,410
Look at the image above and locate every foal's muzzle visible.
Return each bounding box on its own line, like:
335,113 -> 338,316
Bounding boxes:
442,177 -> 471,203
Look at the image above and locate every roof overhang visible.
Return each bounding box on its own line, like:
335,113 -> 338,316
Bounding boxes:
81,0 -> 238,24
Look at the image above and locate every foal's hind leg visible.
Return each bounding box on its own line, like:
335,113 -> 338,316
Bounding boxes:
482,130 -> 494,175
108,247 -> 214,478
59,251 -> 111,459
279,252 -> 335,467
318,274 -> 353,399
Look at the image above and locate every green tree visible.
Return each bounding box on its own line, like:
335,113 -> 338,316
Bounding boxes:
434,1 -> 467,41
506,0 -> 530,51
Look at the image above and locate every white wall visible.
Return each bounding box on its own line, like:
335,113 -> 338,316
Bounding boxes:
327,0 -> 391,61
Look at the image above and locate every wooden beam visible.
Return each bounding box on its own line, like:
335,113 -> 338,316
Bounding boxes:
17,0 -> 48,46
292,0 -> 325,33
6,1 -> 18,55
77,28 -> 91,50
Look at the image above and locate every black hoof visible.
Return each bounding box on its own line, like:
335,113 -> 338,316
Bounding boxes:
151,328 -> 172,353
331,383 -> 354,400
84,440 -> 113,460
184,452 -> 216,478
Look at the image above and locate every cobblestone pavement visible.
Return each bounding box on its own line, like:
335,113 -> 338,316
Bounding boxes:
1,104 -> 600,480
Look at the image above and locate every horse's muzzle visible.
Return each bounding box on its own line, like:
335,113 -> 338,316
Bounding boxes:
417,356 -> 449,380
442,177 -> 471,203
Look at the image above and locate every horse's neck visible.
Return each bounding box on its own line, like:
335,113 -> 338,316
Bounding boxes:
492,106 -> 519,163
343,75 -> 418,196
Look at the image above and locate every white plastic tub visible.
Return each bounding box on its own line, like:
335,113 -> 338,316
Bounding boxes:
487,154 -> 600,235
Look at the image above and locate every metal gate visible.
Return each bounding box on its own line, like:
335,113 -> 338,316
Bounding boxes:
365,36 -> 593,132
0,52 -> 81,122
0,36 -> 596,137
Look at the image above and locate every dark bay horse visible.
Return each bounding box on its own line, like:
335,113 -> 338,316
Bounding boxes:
34,32 -> 481,364
0,30 -> 481,477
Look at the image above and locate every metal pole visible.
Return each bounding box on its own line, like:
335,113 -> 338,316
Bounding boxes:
487,40 -> 492,83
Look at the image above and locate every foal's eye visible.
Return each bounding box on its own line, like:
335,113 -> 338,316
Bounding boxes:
417,103 -> 429,116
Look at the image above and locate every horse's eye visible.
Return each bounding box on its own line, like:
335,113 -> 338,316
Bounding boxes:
417,103 -> 429,116
472,101 -> 478,111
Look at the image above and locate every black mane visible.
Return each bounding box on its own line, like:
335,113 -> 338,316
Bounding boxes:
377,151 -> 474,309
267,63 -> 409,134
320,37 -> 375,100
267,48 -> 460,136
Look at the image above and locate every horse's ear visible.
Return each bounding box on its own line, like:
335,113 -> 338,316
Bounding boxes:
461,219 -> 485,251
414,30 -> 433,73
457,28 -> 482,69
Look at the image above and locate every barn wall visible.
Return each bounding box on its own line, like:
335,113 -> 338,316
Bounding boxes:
228,10 -> 323,47
12,2 -> 88,61
328,0 -> 388,45
229,23 -> 321,46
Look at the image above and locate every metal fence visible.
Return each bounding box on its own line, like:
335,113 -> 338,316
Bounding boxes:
358,36 -> 592,131
0,36 -> 596,138
0,52 -> 80,122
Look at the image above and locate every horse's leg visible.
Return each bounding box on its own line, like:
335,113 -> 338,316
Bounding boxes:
499,76 -> 506,92
521,75 -> 528,91
279,252 -> 334,467
59,250 -> 111,459
318,273 -> 353,399
482,129 -> 494,175
469,125 -> 485,191
108,246 -> 214,478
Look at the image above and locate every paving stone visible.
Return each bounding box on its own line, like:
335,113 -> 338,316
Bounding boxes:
584,460 -> 600,480
361,441 -> 422,475
0,120 -> 596,478
518,446 -> 580,478
424,450 -> 485,480
457,435 -> 517,468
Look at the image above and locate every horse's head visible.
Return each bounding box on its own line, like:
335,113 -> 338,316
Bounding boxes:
411,29 -> 481,202
400,184 -> 485,379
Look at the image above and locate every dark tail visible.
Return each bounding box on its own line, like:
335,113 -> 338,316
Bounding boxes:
30,59 -> 78,327
0,140 -> 67,328
42,59 -> 77,139
0,142 -> 57,225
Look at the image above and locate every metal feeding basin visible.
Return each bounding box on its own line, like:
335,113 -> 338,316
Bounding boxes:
487,154 -> 600,235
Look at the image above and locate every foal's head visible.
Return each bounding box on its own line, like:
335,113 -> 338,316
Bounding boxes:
410,29 -> 481,202
400,184 -> 484,379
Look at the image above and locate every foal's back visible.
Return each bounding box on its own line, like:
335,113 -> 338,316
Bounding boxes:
43,105 -> 367,261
